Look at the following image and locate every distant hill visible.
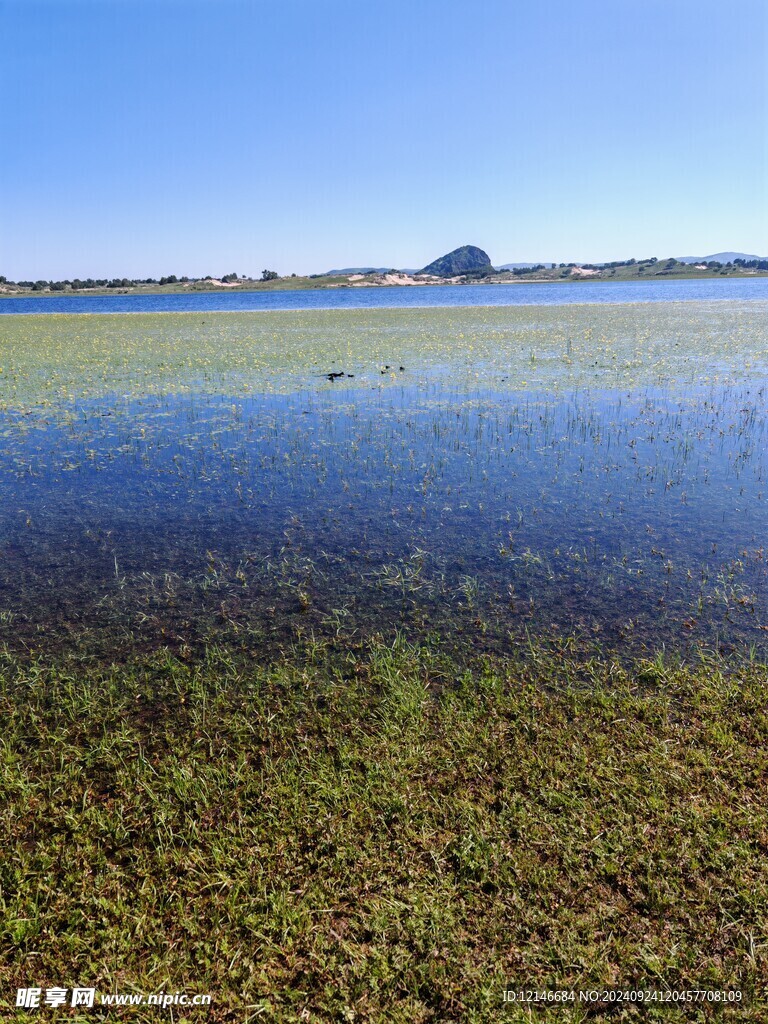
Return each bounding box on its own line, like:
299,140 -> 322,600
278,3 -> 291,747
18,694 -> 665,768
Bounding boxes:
323,267 -> 393,276
421,245 -> 493,277
676,252 -> 768,264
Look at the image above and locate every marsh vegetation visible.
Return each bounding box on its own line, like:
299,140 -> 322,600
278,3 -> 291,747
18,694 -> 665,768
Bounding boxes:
1,302 -> 767,664
2,301 -> 767,1020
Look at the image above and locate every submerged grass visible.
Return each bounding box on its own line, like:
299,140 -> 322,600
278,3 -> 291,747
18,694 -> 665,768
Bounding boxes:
3,318 -> 768,660
1,637 -> 767,1021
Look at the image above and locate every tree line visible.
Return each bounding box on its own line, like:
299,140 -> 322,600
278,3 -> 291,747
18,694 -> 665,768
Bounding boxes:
0,270 -> 283,291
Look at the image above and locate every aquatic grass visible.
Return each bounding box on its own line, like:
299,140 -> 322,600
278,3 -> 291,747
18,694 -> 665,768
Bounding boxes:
2,302 -> 768,412
2,369 -> 768,662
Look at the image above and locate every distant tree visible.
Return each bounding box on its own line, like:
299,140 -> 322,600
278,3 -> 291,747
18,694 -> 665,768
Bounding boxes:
49,281 -> 66,291
222,273 -> 239,283
0,276 -> 6,283
159,275 -> 178,285
261,269 -> 278,281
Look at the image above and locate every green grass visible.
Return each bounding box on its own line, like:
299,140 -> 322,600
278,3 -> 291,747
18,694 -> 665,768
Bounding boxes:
2,305 -> 768,1019
2,636 -> 766,1021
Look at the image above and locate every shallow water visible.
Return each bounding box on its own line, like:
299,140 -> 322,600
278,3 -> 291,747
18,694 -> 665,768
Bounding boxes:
2,302 -> 767,662
2,389 -> 767,661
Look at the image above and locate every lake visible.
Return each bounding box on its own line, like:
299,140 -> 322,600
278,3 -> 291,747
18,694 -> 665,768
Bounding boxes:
1,299 -> 766,663
2,275 -> 768,314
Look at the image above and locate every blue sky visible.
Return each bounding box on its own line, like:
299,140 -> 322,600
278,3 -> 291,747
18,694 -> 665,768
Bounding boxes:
1,0 -> 766,278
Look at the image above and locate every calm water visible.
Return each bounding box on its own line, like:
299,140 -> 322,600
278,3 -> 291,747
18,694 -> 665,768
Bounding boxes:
2,276 -> 768,314
2,379 -> 767,663
2,300 -> 767,663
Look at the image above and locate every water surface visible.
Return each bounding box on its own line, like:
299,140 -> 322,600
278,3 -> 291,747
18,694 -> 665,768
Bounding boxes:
2,301 -> 766,662
2,276 -> 768,315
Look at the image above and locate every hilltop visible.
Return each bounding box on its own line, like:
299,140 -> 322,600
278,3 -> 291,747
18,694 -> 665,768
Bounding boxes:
420,245 -> 494,277
322,267 -> 392,276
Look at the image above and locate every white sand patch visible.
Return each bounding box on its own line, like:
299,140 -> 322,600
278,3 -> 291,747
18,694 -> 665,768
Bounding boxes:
382,273 -> 419,285
350,273 -> 420,287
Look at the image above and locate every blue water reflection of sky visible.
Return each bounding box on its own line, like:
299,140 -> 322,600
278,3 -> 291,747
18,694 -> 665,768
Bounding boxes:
2,382 -> 766,660
3,278 -> 768,316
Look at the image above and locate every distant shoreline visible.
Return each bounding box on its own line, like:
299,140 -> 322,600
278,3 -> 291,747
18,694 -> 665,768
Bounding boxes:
3,268 -> 768,301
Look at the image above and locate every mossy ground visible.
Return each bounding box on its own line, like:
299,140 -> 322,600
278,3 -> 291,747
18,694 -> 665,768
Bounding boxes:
2,637 -> 766,1022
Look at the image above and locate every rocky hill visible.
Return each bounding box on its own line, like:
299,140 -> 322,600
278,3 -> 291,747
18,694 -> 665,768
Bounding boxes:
421,245 -> 493,277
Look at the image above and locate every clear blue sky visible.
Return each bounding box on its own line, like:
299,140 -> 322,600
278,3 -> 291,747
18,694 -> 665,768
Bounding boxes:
1,0 -> 766,278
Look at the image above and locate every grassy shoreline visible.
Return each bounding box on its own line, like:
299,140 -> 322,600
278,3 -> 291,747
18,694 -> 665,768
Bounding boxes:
2,635 -> 766,1021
